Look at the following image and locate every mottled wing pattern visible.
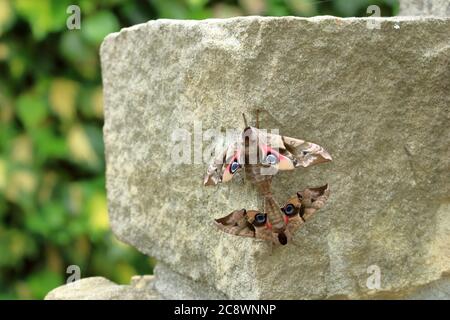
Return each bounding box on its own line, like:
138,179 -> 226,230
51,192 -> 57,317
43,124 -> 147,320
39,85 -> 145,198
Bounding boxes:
214,209 -> 254,237
282,184 -> 330,235
297,184 -> 330,220
214,209 -> 274,242
205,123 -> 332,245
215,185 -> 330,244
245,210 -> 276,242
280,196 -> 305,235
204,127 -> 332,185
265,132 -> 332,168
204,140 -> 242,186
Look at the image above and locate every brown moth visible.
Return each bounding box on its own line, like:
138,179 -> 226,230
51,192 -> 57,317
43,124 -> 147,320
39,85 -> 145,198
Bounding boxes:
204,113 -> 332,245
214,184 -> 330,244
215,209 -> 274,243
203,115 -> 332,189
282,184 -> 330,236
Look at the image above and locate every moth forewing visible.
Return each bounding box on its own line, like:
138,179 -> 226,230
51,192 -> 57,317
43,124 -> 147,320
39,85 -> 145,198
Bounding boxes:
203,163 -> 221,186
286,216 -> 305,235
260,130 -> 296,171
214,209 -> 255,238
244,210 -> 275,242
281,195 -> 304,236
297,184 -> 330,221
203,140 -> 229,186
215,209 -> 277,241
282,136 -> 332,168
222,146 -> 242,183
255,228 -> 278,243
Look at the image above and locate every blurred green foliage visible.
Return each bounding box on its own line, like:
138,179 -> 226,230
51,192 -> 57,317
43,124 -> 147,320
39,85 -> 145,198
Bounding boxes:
0,0 -> 398,299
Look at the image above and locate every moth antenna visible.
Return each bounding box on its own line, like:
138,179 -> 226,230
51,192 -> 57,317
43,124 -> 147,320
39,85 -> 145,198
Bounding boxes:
242,113 -> 248,128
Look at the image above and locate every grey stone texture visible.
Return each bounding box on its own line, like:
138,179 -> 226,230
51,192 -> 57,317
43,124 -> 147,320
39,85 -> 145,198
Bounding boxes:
400,0 -> 450,16
96,16 -> 450,299
45,276 -> 161,300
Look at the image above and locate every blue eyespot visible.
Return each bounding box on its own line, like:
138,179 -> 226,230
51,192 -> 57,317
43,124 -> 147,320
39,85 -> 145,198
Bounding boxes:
284,204 -> 295,215
265,153 -> 278,165
230,161 -> 240,173
254,213 -> 266,224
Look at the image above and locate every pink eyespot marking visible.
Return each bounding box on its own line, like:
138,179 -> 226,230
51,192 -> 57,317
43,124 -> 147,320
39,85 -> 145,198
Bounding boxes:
259,144 -> 294,170
222,150 -> 241,182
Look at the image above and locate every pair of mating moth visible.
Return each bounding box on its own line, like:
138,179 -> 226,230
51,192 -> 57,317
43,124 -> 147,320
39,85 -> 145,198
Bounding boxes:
203,114 -> 332,245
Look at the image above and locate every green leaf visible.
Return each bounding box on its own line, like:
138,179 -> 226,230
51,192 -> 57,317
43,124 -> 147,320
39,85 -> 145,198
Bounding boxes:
333,0 -> 370,17
25,202 -> 66,240
16,93 -> 48,129
14,0 -> 70,40
60,31 -> 91,61
0,228 -> 37,268
59,31 -> 98,79
286,0 -> 318,16
9,55 -> 27,80
82,11 -> 119,45
33,128 -> 68,163
152,0 -> 189,19
266,0 -> 290,16
119,2 -> 153,25
0,0 -> 16,36
26,270 -> 63,299
78,86 -> 103,119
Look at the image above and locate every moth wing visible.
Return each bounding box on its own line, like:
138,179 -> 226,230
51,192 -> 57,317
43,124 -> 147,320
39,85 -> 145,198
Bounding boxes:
286,216 -> 305,235
280,196 -> 305,236
264,131 -> 285,149
203,147 -> 227,186
204,139 -> 243,186
307,184 -> 330,200
281,136 -> 332,168
245,208 -> 280,244
216,208 -> 275,242
255,228 -> 276,242
298,184 -> 330,220
257,131 -> 295,171
214,209 -> 255,238
221,141 -> 244,183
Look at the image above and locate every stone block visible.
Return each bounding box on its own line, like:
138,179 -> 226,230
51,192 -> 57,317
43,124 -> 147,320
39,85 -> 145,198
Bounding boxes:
100,16 -> 450,299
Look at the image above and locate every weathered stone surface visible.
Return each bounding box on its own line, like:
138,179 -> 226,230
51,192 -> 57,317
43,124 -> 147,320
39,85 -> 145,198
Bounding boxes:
153,263 -> 227,299
400,0 -> 450,16
406,275 -> 450,299
100,17 -> 450,299
45,276 -> 161,300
